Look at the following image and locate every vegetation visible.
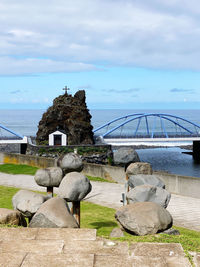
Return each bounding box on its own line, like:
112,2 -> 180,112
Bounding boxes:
0,184 -> 200,255
86,175 -> 116,183
0,164 -> 38,175
0,164 -> 114,183
38,145 -> 109,156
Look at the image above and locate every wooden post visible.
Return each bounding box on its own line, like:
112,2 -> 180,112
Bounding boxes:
71,201 -> 80,227
47,186 -> 53,198
126,173 -> 130,205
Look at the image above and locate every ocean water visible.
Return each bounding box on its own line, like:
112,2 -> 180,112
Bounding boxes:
0,109 -> 200,137
0,108 -> 200,177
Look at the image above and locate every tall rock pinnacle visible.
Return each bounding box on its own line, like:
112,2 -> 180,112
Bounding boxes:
36,90 -> 94,145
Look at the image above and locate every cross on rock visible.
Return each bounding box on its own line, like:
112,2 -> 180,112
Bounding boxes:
63,86 -> 70,95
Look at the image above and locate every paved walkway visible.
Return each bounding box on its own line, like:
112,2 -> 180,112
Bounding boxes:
0,172 -> 200,231
0,228 -> 194,267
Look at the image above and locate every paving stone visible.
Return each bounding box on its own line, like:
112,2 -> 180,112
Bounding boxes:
129,243 -> 186,257
94,255 -> 132,267
0,228 -> 38,240
21,253 -> 94,267
36,228 -> 97,241
63,240 -> 129,255
130,256 -> 191,267
0,252 -> 26,267
130,256 -> 168,267
0,240 -> 64,255
165,256 -> 192,267
194,253 -> 200,267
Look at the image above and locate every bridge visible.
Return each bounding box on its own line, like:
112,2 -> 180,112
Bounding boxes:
0,123 -> 28,154
93,113 -> 200,159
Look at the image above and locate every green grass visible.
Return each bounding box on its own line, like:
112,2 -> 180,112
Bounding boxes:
86,175 -> 117,183
81,200 -> 200,253
0,164 -> 116,183
0,185 -> 19,209
0,184 -> 200,256
0,164 -> 38,175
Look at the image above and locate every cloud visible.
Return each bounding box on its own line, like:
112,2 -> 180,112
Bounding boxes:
103,88 -> 141,94
170,88 -> 196,93
76,85 -> 93,90
10,89 -> 21,94
1,0 -> 200,74
0,57 -> 97,75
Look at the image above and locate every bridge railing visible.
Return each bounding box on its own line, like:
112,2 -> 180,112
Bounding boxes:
94,113 -> 200,139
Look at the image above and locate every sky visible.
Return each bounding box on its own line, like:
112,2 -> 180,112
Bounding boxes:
0,0 -> 200,110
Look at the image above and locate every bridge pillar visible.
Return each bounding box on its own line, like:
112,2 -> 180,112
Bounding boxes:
193,141 -> 200,162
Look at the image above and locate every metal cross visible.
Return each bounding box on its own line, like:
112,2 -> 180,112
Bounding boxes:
63,86 -> 70,95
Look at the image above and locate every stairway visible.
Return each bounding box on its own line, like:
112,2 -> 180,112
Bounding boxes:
0,228 -> 195,266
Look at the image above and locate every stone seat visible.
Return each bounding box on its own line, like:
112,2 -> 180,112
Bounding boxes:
0,228 -> 193,267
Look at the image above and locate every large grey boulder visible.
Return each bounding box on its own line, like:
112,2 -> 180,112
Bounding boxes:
57,153 -> 83,174
12,190 -> 47,218
29,197 -> 79,228
113,147 -> 140,167
34,167 -> 63,187
126,162 -> 153,177
126,185 -> 171,208
115,202 -> 173,236
58,172 -> 92,201
128,174 -> 165,189
0,208 -> 27,226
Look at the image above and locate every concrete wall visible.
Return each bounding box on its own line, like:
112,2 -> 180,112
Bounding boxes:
0,152 -> 200,199
0,152 -> 56,168
83,163 -> 126,183
154,172 -> 200,199
83,163 -> 200,199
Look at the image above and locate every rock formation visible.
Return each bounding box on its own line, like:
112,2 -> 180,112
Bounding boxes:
36,90 -> 94,145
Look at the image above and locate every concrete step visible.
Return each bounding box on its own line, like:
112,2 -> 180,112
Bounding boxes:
0,228 -> 193,267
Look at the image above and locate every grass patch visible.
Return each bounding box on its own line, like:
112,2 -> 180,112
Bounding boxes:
81,201 -> 118,236
0,185 -> 200,254
86,175 -> 116,183
0,185 -> 20,209
0,164 -> 38,175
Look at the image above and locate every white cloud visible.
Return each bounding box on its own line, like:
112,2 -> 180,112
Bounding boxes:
0,57 -> 96,75
0,0 -> 200,74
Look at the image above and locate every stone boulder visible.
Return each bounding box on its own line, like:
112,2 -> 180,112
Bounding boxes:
113,147 -> 140,167
126,185 -> 171,208
29,197 -> 79,228
115,202 -> 173,236
126,162 -> 153,177
58,172 -> 92,201
57,153 -> 83,174
0,208 -> 27,226
128,174 -> 165,189
34,167 -> 63,187
12,190 -> 47,218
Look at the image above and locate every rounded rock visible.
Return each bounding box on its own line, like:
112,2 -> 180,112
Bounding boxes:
128,174 -> 165,189
0,208 -> 27,226
126,162 -> 153,177
113,147 -> 140,167
58,172 -> 92,201
57,153 -> 83,174
115,202 -> 173,236
34,167 -> 63,187
12,190 -> 48,218
126,185 -> 171,208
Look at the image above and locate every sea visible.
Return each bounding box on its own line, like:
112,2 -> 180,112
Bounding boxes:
1,109 -> 200,178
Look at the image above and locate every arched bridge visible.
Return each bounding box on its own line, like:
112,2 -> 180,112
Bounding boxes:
93,113 -> 200,147
0,123 -> 27,148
